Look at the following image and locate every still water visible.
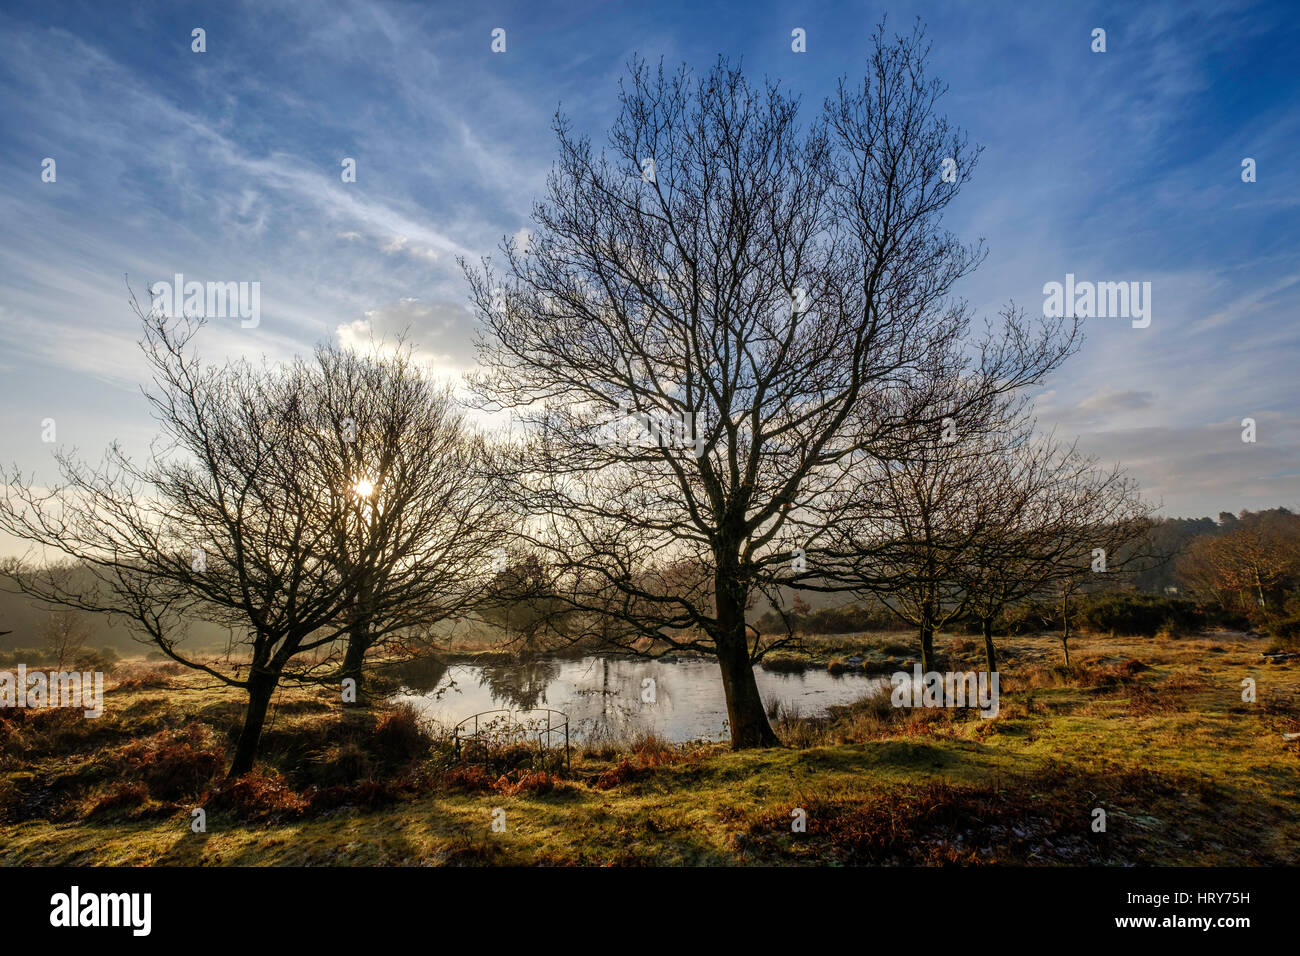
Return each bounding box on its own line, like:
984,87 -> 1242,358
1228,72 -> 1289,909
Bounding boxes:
391,655 -> 887,744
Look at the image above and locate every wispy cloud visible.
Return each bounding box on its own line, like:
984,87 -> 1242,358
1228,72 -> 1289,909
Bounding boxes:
0,0 -> 1296,522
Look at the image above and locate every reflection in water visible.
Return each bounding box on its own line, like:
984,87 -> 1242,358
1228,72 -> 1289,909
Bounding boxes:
478,658 -> 561,711
394,655 -> 886,744
375,654 -> 449,694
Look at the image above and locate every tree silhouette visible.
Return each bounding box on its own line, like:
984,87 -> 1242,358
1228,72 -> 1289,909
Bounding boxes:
464,23 -> 1077,747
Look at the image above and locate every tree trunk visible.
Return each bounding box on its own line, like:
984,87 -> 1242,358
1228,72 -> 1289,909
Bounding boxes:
341,628 -> 369,702
228,669 -> 278,778
714,568 -> 778,749
1061,592 -> 1072,666
342,578 -> 374,701
716,635 -> 778,748
920,622 -> 936,673
981,617 -> 997,676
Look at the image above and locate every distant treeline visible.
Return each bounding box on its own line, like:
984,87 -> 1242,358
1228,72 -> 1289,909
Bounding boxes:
0,565 -> 232,656
756,592 -> 1207,639
756,507 -> 1300,642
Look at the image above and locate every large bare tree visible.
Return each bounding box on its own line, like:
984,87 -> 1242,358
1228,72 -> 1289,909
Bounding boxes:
2,312 -> 356,774
464,24 -> 1077,747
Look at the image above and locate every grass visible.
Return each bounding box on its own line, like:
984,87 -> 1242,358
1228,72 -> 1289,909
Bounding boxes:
0,630 -> 1296,865
759,627 -> 996,673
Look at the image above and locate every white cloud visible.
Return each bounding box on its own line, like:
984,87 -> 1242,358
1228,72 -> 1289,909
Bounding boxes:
335,298 -> 477,382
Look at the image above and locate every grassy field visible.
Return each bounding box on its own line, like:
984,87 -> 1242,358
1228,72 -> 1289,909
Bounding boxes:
1,629 -> 1296,865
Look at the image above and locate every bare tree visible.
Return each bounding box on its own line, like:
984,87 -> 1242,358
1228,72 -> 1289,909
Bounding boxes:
0,308 -> 505,774
815,390 -> 1153,675
39,607 -> 91,670
287,341 -> 513,700
464,24 -> 1076,747
816,385 -> 1036,672
1,311 -> 361,775
959,433 -> 1154,673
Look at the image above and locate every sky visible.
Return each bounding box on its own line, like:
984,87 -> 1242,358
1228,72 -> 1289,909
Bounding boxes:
0,0 -> 1296,550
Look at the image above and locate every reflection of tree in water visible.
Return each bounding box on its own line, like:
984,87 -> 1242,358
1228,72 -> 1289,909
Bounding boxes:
376,654 -> 451,696
479,658 -> 561,711
570,657 -> 675,744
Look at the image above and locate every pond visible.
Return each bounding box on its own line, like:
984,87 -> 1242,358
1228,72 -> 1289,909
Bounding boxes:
390,654 -> 888,744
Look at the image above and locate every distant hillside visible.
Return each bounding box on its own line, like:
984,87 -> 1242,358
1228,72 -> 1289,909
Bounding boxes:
0,585 -> 231,655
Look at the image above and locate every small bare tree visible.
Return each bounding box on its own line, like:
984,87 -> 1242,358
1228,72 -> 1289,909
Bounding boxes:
287,341 -> 514,700
39,607 -> 91,670
817,389 -> 1028,672
958,433 -> 1154,673
0,308 -> 507,774
822,392 -> 1153,674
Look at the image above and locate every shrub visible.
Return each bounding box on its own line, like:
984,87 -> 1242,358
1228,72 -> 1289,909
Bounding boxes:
0,706 -> 95,758
0,648 -> 50,668
71,649 -> 119,674
756,602 -> 900,635
119,724 -> 224,800
370,703 -> 431,764
1081,658 -> 1148,687
88,782 -> 150,817
629,734 -> 678,767
0,775 -> 25,820
1264,593 -> 1300,646
594,759 -> 644,789
113,671 -> 174,691
304,741 -> 374,787
494,769 -> 570,796
308,779 -> 403,812
205,770 -> 308,821
438,764 -> 495,793
1077,593 -> 1204,637
997,601 -> 1056,635
759,652 -> 808,673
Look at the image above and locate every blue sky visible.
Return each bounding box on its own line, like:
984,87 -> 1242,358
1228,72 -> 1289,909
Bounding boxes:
0,0 -> 1296,539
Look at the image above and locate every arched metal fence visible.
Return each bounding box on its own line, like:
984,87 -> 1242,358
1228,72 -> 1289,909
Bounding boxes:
452,708 -> 571,770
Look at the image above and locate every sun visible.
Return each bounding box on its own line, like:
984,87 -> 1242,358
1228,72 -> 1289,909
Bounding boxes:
353,479 -> 375,498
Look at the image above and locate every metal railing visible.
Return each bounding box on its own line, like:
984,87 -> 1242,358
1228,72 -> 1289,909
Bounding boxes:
453,708 -> 571,770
